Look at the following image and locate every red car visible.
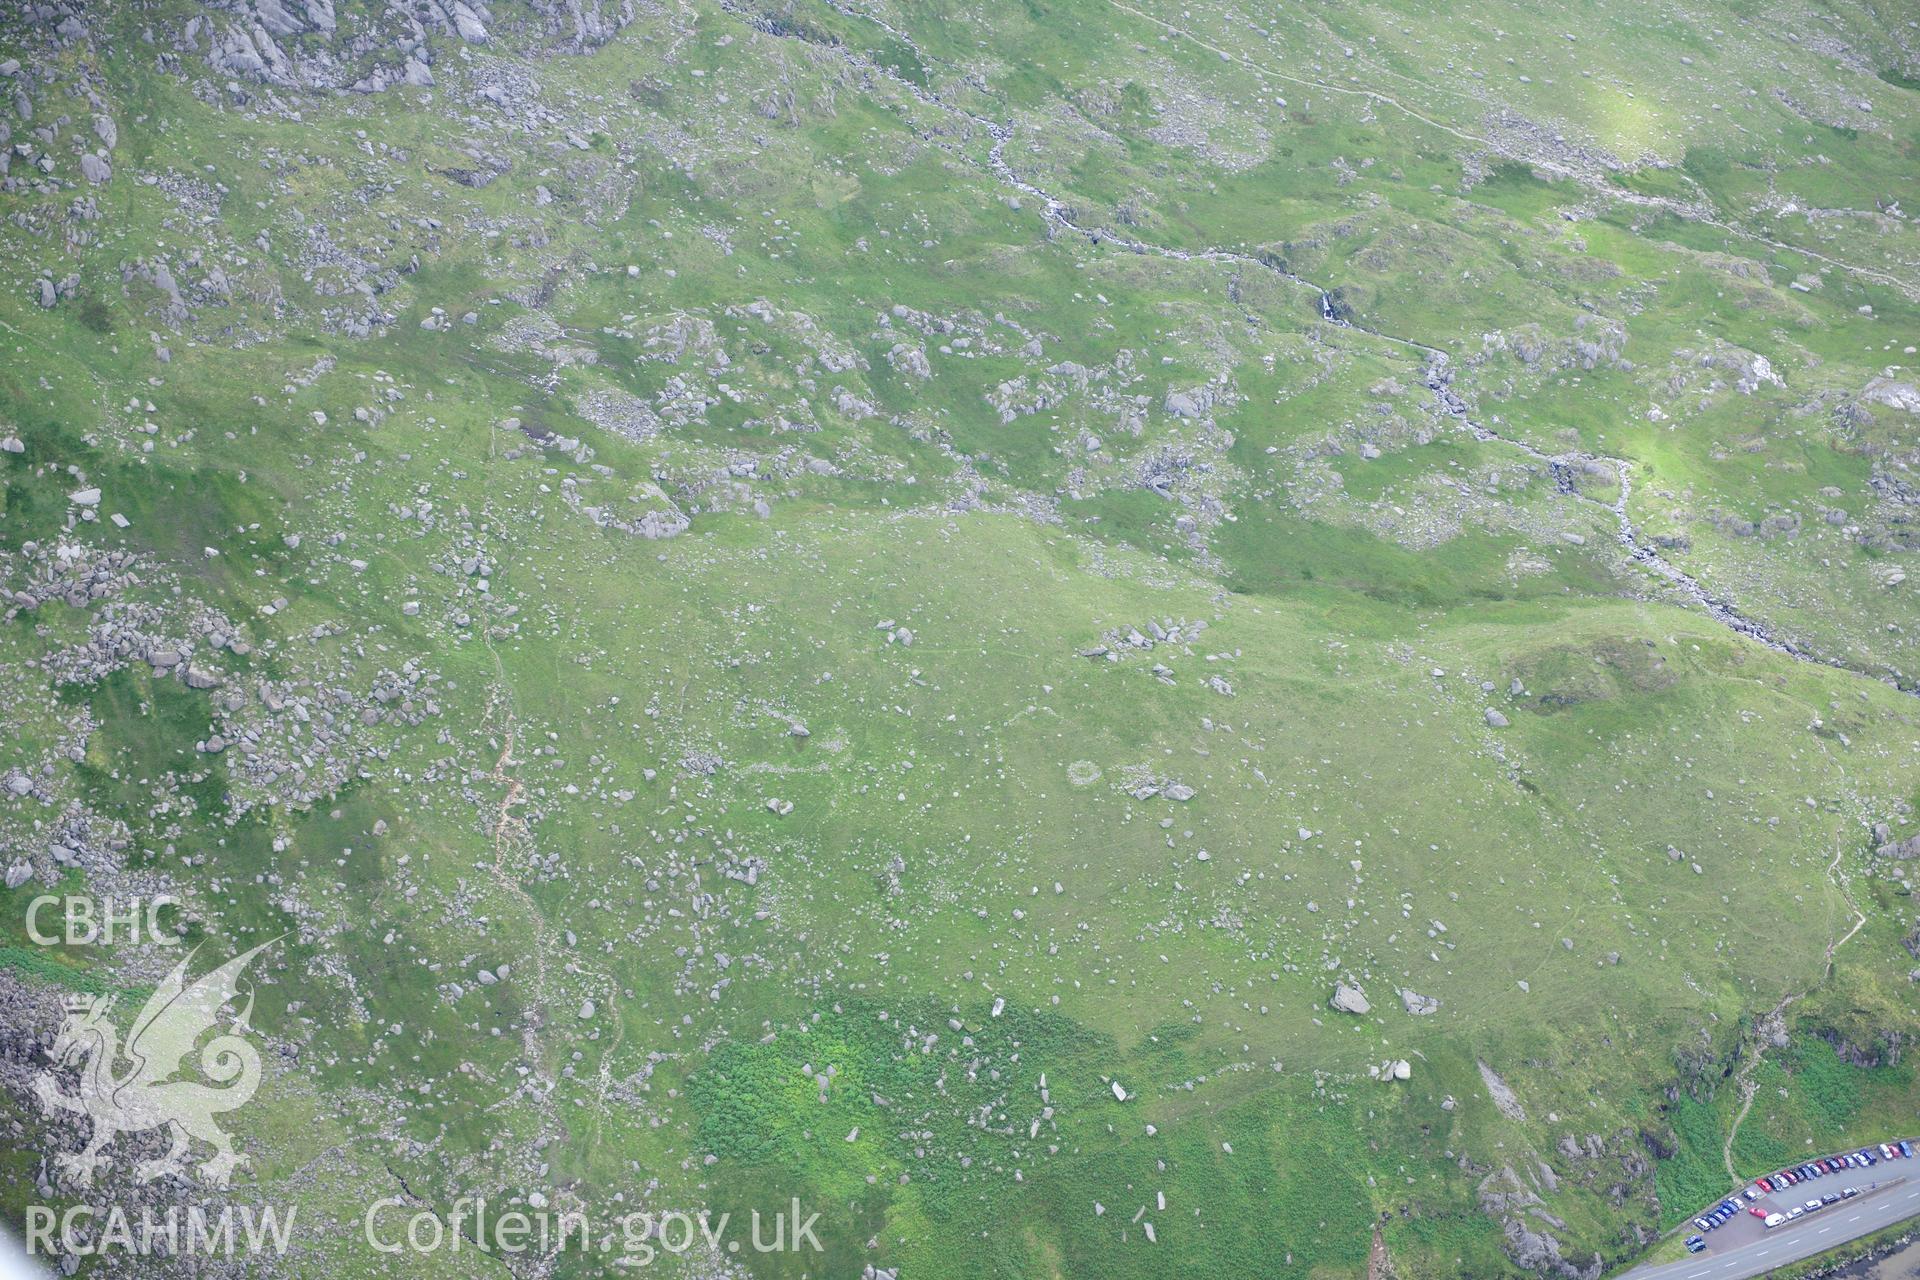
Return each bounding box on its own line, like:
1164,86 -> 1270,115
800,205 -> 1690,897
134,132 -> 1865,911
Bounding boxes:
1748,1206 -> 1767,1218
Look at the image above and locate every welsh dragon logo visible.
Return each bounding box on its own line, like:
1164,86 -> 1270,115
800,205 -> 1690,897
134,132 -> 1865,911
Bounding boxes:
34,938 -> 279,1188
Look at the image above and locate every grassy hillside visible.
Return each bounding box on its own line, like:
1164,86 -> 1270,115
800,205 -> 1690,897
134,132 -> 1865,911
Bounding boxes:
1,0 -> 1918,1276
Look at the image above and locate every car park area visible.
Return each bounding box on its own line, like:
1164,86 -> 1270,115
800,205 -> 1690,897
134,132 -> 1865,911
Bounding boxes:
1624,1154 -> 1920,1280
1673,1140 -> 1914,1261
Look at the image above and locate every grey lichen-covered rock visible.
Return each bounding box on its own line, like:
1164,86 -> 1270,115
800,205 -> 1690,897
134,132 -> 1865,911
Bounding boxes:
1329,983 -> 1370,1015
1399,989 -> 1440,1016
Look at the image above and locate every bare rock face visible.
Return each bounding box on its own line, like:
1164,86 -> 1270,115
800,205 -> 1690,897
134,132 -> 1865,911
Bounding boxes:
1478,1060 -> 1527,1122
449,2 -> 489,41
1329,983 -> 1370,1015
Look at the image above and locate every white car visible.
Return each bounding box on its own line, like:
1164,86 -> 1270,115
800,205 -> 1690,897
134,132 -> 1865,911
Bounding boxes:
1763,1213 -> 1785,1229
1803,1199 -> 1822,1213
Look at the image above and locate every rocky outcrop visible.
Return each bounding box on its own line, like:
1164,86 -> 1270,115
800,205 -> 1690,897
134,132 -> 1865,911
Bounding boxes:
1503,1219 -> 1603,1280
1876,832 -> 1920,860
1863,378 -> 1920,415
1815,1025 -> 1906,1069
175,0 -> 632,95
207,19 -> 299,86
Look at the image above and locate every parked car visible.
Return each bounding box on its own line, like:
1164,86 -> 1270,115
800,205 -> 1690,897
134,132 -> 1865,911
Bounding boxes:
1686,1235 -> 1707,1253
1901,1140 -> 1914,1158
1748,1206 -> 1767,1218
1764,1212 -> 1786,1228
1823,1193 -> 1840,1205
1693,1216 -> 1711,1232
1804,1199 -> 1823,1213
1843,1186 -> 1860,1198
